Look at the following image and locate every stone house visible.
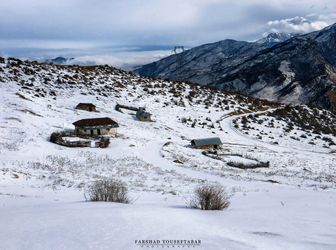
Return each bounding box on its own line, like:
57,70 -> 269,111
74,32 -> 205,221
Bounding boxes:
136,108 -> 152,122
73,117 -> 119,136
75,103 -> 96,112
190,137 -> 223,150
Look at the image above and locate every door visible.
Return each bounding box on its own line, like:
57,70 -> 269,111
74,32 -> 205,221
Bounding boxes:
97,129 -> 101,135
90,130 -> 94,136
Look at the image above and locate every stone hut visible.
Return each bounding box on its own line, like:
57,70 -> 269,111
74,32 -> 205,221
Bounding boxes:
136,108 -> 152,122
190,137 -> 223,150
75,103 -> 96,112
73,117 -> 119,136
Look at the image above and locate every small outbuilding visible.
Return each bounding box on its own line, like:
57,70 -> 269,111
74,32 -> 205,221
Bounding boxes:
75,103 -> 96,112
136,108 -> 152,122
73,117 -> 119,136
191,137 -> 223,150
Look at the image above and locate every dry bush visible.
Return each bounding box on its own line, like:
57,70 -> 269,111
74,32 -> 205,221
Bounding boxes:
190,184 -> 230,210
87,178 -> 130,203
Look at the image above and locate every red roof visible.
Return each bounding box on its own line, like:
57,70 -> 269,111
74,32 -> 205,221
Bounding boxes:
73,117 -> 119,127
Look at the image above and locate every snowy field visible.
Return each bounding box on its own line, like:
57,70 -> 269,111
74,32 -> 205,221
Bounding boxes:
0,59 -> 336,249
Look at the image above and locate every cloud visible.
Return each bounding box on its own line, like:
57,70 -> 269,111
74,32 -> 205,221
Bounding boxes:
2,0 -> 336,45
1,0 -> 336,66
72,50 -> 172,70
0,41 -> 172,70
267,16 -> 330,33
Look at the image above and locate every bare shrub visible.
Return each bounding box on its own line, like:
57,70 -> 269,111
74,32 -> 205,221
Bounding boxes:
190,184 -> 230,210
87,178 -> 130,203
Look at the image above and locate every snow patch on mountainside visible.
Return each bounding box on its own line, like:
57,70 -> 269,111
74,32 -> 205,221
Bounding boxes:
279,61 -> 295,84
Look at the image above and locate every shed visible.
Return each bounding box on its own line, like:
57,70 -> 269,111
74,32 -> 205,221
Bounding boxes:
136,108 -> 152,122
73,117 -> 119,136
191,137 -> 223,150
75,103 -> 96,112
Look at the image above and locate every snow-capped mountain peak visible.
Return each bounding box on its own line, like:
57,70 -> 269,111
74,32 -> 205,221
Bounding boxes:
257,32 -> 297,45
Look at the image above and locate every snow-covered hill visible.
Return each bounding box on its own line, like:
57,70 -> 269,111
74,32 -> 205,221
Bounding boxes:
1,57 -> 336,250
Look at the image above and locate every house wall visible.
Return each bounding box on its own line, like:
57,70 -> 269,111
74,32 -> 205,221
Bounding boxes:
75,127 -> 117,136
109,128 -> 117,136
192,145 -> 222,150
138,116 -> 150,121
192,145 -> 211,150
137,114 -> 151,121
76,106 -> 96,112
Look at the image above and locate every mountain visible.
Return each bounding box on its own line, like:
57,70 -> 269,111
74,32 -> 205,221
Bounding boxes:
256,32 -> 297,46
135,33 -> 293,83
44,56 -> 75,65
209,24 -> 336,112
135,39 -> 266,84
135,24 -> 336,112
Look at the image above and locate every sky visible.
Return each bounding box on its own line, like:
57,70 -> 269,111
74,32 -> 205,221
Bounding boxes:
0,0 -> 335,68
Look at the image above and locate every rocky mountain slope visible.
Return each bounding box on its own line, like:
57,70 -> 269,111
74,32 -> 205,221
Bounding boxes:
209,24 -> 336,112
135,39 -> 266,85
135,32 -> 293,83
136,25 -> 336,112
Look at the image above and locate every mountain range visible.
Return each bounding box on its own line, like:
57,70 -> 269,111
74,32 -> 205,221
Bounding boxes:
136,25 -> 336,112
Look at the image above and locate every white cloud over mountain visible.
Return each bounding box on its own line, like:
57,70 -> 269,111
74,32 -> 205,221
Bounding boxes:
267,16 -> 332,34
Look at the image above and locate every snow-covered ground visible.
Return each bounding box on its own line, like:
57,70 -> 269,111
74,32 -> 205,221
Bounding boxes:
0,58 -> 336,249
1,182 -> 336,250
